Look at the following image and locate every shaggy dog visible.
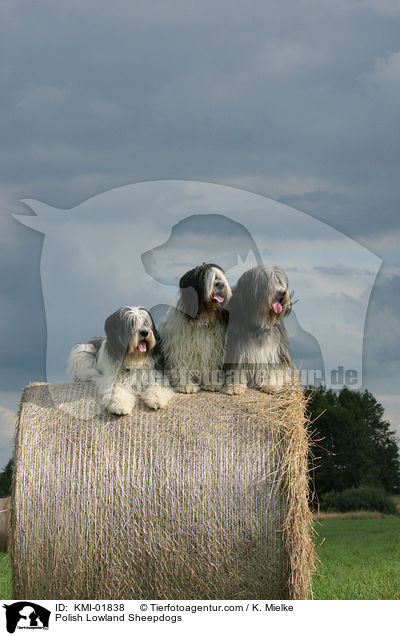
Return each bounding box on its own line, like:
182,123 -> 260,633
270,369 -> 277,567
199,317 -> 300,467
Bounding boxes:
223,265 -> 295,394
67,306 -> 172,414
159,263 -> 232,392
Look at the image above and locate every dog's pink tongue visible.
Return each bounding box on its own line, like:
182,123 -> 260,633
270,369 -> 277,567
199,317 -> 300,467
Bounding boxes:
272,302 -> 283,314
213,295 -> 224,303
138,341 -> 147,352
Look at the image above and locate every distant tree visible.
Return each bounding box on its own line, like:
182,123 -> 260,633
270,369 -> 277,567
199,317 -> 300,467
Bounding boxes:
0,459 -> 13,497
305,387 -> 400,501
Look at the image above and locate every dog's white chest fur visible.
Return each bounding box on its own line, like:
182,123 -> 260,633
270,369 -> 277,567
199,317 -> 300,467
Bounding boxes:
160,308 -> 226,374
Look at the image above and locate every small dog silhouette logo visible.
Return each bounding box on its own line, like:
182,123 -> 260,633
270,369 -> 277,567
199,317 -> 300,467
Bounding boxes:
3,602 -> 50,633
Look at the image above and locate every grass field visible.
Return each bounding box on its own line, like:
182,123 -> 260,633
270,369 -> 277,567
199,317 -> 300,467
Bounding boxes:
0,518 -> 399,600
0,552 -> 11,599
313,517 -> 400,599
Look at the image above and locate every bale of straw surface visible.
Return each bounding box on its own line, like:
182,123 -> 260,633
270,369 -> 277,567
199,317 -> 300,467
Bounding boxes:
11,380 -> 314,600
0,496 -> 10,552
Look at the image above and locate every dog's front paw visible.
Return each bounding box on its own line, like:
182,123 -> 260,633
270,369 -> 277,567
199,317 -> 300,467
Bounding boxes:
104,388 -> 136,415
174,384 -> 201,394
107,400 -> 134,415
221,384 -> 247,395
142,386 -> 173,410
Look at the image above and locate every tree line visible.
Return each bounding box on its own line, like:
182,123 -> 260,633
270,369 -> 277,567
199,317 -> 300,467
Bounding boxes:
305,386 -> 400,503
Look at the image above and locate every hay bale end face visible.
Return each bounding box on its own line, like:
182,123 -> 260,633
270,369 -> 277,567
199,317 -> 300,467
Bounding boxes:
11,381 -> 314,600
0,496 -> 11,552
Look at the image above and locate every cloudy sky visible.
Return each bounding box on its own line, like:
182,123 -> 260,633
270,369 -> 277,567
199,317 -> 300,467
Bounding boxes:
1,0 -> 400,469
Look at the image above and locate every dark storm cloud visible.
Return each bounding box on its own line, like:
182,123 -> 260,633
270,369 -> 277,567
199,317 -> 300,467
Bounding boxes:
314,265 -> 377,277
0,0 -> 399,236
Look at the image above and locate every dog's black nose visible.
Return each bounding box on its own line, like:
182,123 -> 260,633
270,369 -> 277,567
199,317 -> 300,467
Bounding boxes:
140,329 -> 149,337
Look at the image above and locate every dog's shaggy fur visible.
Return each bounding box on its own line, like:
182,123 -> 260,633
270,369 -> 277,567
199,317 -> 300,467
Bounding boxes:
67,306 -> 172,414
223,265 -> 295,394
159,263 -> 232,392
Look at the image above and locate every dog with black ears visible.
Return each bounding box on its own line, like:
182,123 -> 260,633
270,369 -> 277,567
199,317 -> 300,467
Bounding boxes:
159,262 -> 232,393
223,265 -> 295,394
67,306 -> 173,414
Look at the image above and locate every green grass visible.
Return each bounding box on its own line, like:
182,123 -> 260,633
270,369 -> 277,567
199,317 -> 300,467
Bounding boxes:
313,518 -> 400,599
0,552 -> 11,599
1,519 -> 399,600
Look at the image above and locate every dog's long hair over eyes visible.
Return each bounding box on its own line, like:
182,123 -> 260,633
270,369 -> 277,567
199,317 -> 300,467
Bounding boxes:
230,265 -> 291,329
104,306 -> 158,363
177,262 -> 231,319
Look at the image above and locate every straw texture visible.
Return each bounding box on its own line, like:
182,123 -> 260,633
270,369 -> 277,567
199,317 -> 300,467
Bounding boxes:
11,380 -> 313,600
0,496 -> 10,552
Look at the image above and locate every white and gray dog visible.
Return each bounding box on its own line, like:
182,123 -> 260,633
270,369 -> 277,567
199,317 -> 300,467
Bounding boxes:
223,265 -> 295,394
159,262 -> 232,392
67,306 -> 173,414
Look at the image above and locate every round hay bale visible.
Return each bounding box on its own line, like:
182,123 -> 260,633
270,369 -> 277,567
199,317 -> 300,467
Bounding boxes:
10,380 -> 314,600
